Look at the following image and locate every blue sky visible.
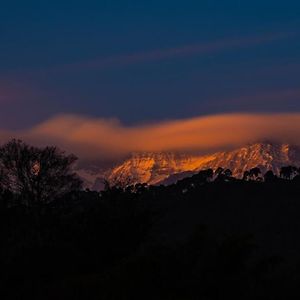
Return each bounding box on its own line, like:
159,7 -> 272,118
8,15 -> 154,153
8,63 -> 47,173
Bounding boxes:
1,0 -> 300,129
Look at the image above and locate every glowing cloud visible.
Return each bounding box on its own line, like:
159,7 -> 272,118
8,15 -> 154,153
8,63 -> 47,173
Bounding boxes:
1,113 -> 300,165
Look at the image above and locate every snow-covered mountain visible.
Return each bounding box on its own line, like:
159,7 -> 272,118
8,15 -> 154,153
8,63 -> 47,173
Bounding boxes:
107,152 -> 217,186
77,142 -> 300,190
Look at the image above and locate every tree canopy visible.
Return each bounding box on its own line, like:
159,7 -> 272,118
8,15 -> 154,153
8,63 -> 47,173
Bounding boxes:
0,139 -> 82,205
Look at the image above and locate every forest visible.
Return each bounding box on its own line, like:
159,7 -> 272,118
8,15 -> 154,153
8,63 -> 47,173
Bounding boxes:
1,140 -> 300,299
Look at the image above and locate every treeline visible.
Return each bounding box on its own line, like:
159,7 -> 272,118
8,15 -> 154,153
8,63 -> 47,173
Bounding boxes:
175,165 -> 300,184
2,140 -> 300,299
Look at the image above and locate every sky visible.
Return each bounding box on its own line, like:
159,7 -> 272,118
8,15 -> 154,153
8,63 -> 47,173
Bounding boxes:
1,1 -> 300,161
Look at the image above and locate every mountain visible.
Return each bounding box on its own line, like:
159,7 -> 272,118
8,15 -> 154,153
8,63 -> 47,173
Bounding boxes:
77,142 -> 300,189
107,152 -> 217,186
75,166 -> 107,191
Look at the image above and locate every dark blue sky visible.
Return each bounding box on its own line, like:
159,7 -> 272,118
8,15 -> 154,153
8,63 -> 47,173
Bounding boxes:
1,0 -> 300,129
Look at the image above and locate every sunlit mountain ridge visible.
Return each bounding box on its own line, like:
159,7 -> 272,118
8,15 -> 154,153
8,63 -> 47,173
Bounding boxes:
77,142 -> 300,190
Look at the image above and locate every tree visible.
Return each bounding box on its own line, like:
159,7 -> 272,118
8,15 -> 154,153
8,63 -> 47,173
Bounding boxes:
224,169 -> 233,178
214,167 -> 224,181
197,169 -> 214,183
215,167 -> 224,177
214,167 -> 233,182
280,166 -> 298,180
249,167 -> 261,181
0,139 -> 82,205
264,170 -> 277,182
243,171 -> 250,181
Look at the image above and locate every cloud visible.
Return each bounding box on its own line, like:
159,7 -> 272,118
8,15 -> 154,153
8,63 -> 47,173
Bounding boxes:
205,88 -> 300,110
62,31 -> 296,71
0,81 -> 31,104
2,113 -> 300,165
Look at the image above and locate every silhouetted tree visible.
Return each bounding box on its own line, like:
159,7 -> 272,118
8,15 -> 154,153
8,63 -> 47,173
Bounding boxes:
280,166 -> 298,180
264,170 -> 277,182
197,169 -> 214,182
214,167 -> 225,181
214,168 -> 233,182
106,175 -> 135,190
215,167 -> 224,177
242,170 -> 251,181
224,169 -> 233,178
0,139 -> 82,205
249,167 -> 262,181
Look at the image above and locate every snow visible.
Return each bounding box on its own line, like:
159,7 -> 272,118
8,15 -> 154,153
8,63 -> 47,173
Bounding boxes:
76,142 -> 300,190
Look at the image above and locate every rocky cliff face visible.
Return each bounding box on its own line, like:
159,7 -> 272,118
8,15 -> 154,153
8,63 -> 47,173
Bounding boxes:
77,142 -> 300,189
107,152 -> 216,186
198,142 -> 300,177
107,143 -> 300,186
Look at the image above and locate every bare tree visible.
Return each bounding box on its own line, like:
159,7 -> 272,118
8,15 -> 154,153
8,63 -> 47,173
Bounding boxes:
0,139 -> 82,205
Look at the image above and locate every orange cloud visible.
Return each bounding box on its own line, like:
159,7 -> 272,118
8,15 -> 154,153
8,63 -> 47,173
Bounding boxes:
1,113 -> 298,165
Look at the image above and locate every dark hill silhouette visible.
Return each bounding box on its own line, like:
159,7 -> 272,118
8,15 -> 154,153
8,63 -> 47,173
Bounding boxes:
2,140 -> 300,299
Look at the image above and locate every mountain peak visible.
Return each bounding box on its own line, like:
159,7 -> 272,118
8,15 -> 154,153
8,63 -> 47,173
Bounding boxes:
76,142 -> 300,190
106,142 -> 300,187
